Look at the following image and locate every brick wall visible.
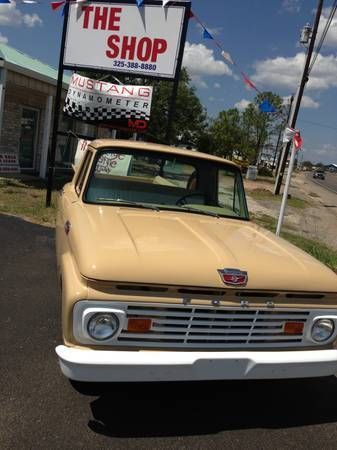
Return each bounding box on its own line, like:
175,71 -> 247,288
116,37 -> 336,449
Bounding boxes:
0,81 -> 48,170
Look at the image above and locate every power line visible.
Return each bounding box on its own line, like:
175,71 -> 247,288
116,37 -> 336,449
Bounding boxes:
298,118 -> 337,131
309,0 -> 337,74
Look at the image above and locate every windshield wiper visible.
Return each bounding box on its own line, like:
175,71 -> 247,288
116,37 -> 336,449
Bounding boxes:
97,198 -> 160,211
165,205 -> 222,219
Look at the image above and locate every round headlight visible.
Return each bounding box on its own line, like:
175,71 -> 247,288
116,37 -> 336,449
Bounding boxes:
311,319 -> 335,343
87,313 -> 119,341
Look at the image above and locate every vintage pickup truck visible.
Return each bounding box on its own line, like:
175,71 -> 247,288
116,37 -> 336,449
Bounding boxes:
55,139 -> 337,382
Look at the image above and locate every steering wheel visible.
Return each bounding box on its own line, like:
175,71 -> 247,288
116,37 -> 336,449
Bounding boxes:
176,192 -> 204,206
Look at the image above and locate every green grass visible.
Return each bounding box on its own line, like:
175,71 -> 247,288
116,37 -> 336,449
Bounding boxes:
282,232 -> 337,272
0,175 -> 70,226
249,189 -> 308,209
252,213 -> 337,272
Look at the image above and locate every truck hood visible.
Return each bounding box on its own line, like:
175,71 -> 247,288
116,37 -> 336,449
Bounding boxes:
68,205 -> 337,292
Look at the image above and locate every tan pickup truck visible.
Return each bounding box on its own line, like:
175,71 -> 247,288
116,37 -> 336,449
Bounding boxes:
55,139 -> 337,382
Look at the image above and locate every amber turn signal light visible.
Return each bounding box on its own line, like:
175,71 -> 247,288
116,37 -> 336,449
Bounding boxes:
127,318 -> 152,333
284,322 -> 304,335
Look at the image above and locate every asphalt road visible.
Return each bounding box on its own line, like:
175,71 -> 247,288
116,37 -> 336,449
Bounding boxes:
308,172 -> 337,194
3,213 -> 337,449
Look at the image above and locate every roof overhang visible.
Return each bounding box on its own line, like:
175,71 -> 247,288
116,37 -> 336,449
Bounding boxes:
2,59 -> 68,89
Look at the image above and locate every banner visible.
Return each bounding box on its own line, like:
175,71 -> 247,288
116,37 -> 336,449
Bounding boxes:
63,2 -> 187,78
63,74 -> 153,132
0,153 -> 20,173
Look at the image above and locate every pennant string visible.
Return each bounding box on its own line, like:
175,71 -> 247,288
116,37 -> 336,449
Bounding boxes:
190,9 -> 263,94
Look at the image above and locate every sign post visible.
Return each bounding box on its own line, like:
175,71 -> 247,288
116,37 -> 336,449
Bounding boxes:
276,130 -> 302,236
46,0 -> 191,207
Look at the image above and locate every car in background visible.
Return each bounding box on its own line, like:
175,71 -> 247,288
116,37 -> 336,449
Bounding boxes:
313,171 -> 325,180
55,139 -> 337,383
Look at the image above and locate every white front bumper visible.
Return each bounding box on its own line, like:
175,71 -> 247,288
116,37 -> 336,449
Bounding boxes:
56,345 -> 337,382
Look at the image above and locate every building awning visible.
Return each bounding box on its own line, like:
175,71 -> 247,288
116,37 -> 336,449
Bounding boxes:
0,43 -> 69,88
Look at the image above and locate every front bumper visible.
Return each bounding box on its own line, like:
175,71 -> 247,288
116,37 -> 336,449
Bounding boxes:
56,345 -> 337,382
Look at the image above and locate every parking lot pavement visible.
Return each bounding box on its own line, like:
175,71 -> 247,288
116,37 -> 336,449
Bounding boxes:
2,213 -> 337,449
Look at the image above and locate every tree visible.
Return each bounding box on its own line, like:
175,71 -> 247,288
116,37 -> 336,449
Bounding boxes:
209,108 -> 242,159
302,160 -> 313,170
146,68 -> 207,145
241,92 -> 284,164
205,92 -> 285,164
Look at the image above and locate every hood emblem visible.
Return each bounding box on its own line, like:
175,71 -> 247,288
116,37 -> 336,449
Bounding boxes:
218,268 -> 248,287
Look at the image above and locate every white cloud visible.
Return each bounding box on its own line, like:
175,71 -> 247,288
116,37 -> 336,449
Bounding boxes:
23,13 -> 42,28
316,8 -> 337,49
183,42 -> 232,77
0,1 -> 42,27
0,33 -> 8,44
283,94 -> 319,109
234,99 -> 252,111
301,95 -> 320,108
281,0 -> 301,13
190,75 -> 208,89
252,52 -> 337,92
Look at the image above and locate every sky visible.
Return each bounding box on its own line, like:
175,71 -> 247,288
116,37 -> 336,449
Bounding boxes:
1,0 -> 337,163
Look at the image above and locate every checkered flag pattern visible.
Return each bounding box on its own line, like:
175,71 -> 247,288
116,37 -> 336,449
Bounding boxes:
63,98 -> 150,122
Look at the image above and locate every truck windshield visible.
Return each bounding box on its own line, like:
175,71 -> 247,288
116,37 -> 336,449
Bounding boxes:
84,148 -> 249,220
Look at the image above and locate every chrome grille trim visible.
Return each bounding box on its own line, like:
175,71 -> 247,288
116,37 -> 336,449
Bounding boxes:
117,303 -> 312,349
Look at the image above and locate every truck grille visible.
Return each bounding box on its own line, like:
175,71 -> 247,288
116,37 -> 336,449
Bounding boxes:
117,303 -> 311,349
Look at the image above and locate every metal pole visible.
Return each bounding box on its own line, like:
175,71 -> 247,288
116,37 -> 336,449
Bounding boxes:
276,143 -> 297,236
165,77 -> 179,144
273,0 -> 324,195
165,3 -> 191,145
45,3 -> 69,207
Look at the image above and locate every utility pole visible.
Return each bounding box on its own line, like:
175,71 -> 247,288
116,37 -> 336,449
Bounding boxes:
273,0 -> 324,195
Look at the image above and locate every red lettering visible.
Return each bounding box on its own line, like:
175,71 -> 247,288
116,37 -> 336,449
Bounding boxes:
151,39 -> 167,62
107,84 -> 120,94
86,79 -> 94,90
138,87 -> 150,98
137,37 -> 152,62
121,86 -> 135,96
128,119 -> 148,131
72,74 -> 79,86
82,6 -> 94,29
108,7 -> 122,31
106,35 -> 120,59
93,6 -> 108,30
121,36 -> 137,60
78,77 -> 85,88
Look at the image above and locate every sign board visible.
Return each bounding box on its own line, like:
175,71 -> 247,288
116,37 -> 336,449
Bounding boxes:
64,74 -> 153,132
63,1 -> 186,79
0,153 -> 20,173
96,152 -> 132,176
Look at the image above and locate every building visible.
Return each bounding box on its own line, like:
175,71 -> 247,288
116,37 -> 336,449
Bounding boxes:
0,43 -> 74,176
325,164 -> 337,172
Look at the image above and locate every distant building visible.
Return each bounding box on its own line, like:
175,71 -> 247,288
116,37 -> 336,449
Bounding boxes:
325,164 -> 337,172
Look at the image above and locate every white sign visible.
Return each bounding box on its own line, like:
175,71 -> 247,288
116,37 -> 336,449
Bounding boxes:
74,139 -> 91,169
63,2 -> 186,78
64,74 -> 153,125
96,153 -> 132,176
